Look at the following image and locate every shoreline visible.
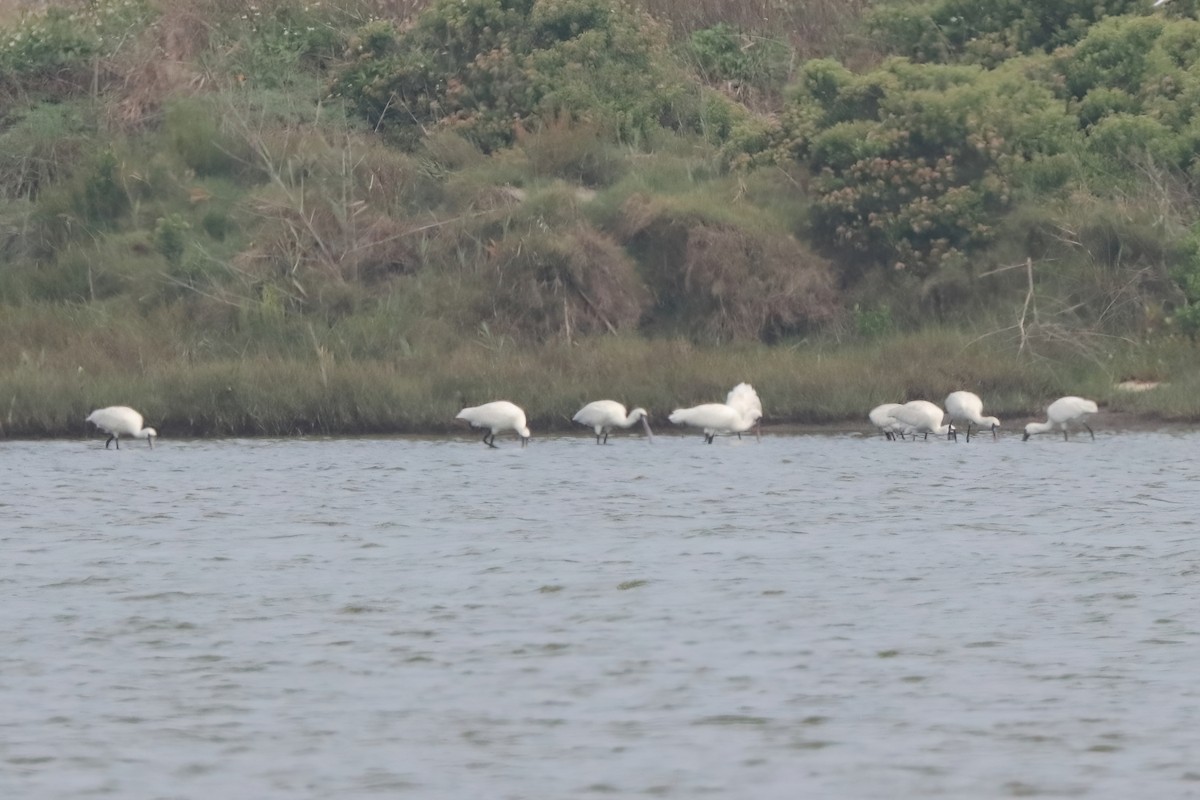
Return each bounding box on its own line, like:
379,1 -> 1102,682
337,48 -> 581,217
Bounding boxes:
8,410 -> 1196,443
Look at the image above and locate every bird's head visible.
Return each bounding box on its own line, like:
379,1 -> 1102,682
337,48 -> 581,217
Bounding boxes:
144,427 -> 158,448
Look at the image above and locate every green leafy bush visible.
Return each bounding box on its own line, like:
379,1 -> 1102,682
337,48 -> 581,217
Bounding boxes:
209,0 -> 343,88
154,213 -> 191,267
687,24 -> 791,96
1059,16 -> 1165,99
868,0 -> 1146,66
854,305 -> 893,338
1085,114 -> 1188,169
0,0 -> 154,93
0,102 -> 95,200
330,0 -> 699,151
750,58 -> 1074,283
74,150 -> 130,228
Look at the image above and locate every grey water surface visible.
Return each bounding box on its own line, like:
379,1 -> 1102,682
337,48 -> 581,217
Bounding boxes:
2,429 -> 1199,799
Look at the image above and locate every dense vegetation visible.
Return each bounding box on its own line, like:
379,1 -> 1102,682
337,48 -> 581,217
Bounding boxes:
1,0 -> 1198,437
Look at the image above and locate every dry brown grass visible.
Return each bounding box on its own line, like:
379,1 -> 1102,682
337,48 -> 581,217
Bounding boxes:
106,1 -> 211,130
614,190 -> 839,340
681,226 -> 840,340
0,0 -> 61,25
484,223 -> 650,340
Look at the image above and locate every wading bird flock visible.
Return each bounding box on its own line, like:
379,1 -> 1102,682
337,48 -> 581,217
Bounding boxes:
86,386 -> 1100,449
868,392 -> 1099,443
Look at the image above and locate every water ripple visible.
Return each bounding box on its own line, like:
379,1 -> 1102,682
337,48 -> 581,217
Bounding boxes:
2,432 -> 1199,798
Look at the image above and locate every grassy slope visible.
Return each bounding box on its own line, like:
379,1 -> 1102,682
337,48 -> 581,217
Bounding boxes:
0,0 -> 1198,437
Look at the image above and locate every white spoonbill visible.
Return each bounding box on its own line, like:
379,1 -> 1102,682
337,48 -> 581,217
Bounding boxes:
889,400 -> 954,440
86,406 -> 157,449
669,402 -> 761,444
868,403 -> 905,440
456,401 -> 531,448
944,390 -> 1000,442
725,382 -> 763,440
572,400 -> 653,444
1022,396 -> 1098,442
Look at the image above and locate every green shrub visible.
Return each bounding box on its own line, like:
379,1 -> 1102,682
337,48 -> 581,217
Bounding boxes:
165,98 -> 241,177
0,0 -> 154,93
208,0 -> 343,88
77,150 -> 130,227
154,213 -> 191,267
687,24 -> 792,95
330,0 -> 698,151
202,209 -> 231,241
868,0 -> 1147,66
1060,16 -> 1165,99
765,59 -> 1074,282
854,305 -> 893,338
0,102 -> 95,201
1085,114 -> 1188,169
1075,87 -> 1138,128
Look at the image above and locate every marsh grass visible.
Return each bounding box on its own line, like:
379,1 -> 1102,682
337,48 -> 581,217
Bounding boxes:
4,305 -> 1199,439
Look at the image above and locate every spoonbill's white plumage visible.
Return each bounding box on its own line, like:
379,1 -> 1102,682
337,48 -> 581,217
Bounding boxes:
725,382 -> 763,440
889,400 -> 954,440
86,406 -> 157,449
944,390 -> 1000,442
669,402 -> 762,444
455,401 -> 531,448
868,403 -> 905,440
1023,397 -> 1098,441
572,400 -> 653,444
